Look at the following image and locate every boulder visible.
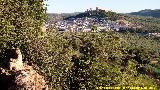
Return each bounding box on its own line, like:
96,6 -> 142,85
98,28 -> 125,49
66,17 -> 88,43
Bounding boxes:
0,48 -> 49,90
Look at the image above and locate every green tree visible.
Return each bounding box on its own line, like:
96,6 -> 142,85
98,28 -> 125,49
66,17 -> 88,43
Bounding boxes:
0,0 -> 47,66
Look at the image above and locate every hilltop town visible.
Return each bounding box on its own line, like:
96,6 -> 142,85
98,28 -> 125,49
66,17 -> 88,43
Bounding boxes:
46,8 -> 142,32
45,8 -> 160,37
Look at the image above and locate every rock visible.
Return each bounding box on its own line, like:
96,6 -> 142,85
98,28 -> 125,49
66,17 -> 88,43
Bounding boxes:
9,48 -> 23,71
0,48 -> 49,90
9,64 -> 49,90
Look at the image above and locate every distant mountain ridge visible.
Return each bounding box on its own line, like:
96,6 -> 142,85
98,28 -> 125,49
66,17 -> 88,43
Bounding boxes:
47,12 -> 81,18
129,9 -> 160,18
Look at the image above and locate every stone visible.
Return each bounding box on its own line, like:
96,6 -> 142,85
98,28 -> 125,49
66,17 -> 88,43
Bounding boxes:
0,48 -> 49,90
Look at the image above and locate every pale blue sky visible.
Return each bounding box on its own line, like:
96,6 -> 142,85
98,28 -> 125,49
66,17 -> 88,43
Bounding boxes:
45,0 -> 160,13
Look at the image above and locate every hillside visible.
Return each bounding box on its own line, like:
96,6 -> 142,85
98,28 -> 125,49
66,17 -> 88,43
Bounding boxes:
44,10 -> 160,89
47,13 -> 81,24
37,30 -> 160,89
44,10 -> 160,88
129,9 -> 160,18
124,15 -> 160,33
47,12 -> 81,19
65,9 -> 119,21
1,0 -> 160,89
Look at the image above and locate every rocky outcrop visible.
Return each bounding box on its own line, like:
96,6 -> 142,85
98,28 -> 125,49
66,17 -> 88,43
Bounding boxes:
0,48 -> 49,90
9,48 -> 23,71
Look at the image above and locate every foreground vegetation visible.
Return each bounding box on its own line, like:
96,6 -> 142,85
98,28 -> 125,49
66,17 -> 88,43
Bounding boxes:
27,30 -> 160,89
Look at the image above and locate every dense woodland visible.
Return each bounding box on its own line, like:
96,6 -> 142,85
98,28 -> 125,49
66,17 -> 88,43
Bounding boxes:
0,0 -> 160,89
124,15 -> 160,33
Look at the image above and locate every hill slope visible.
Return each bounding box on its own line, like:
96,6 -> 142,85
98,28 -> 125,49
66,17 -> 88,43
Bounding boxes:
129,9 -> 160,18
65,9 -> 119,21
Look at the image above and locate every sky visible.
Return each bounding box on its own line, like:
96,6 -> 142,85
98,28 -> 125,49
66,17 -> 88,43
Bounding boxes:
45,0 -> 160,13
